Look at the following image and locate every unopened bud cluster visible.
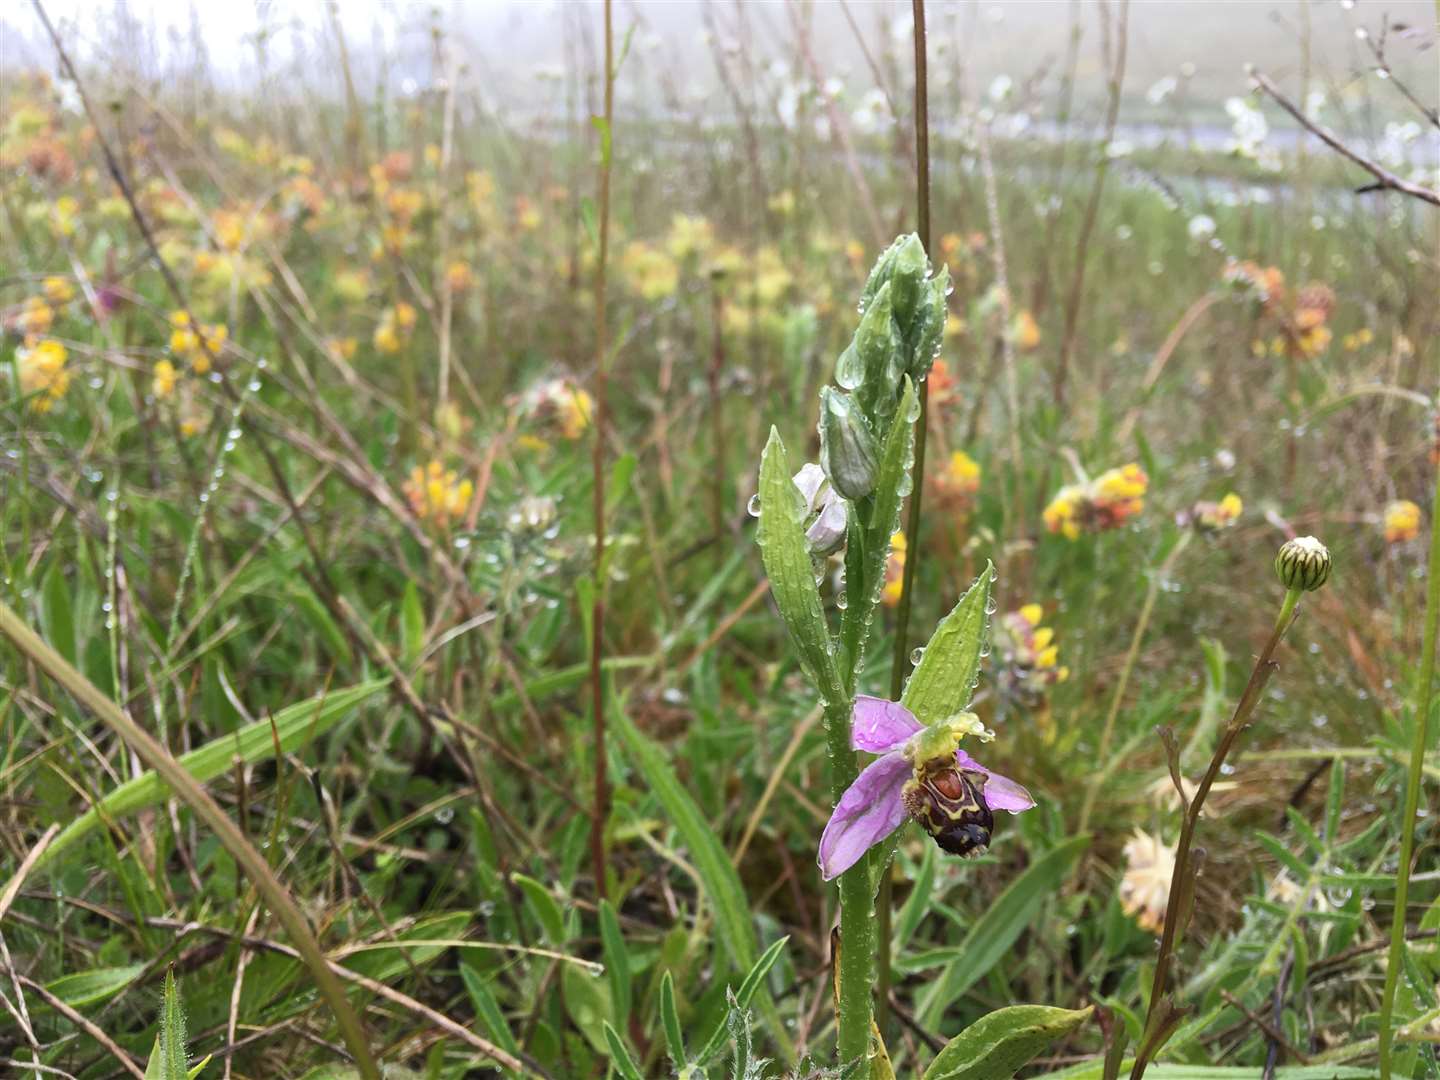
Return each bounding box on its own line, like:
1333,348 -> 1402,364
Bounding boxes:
821,234 -> 949,501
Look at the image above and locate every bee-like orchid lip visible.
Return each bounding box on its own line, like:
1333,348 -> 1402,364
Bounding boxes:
817,697 -> 1035,880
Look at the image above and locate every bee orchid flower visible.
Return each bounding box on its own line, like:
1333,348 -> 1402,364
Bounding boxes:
818,696 -> 1035,881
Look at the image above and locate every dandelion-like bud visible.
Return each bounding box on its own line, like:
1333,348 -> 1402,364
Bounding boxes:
1274,535 -> 1331,592
818,387 -> 878,501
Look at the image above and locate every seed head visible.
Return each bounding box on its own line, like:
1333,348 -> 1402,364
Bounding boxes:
1274,535 -> 1331,592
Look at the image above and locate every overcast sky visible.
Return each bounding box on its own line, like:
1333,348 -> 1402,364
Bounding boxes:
6,1 -> 1437,117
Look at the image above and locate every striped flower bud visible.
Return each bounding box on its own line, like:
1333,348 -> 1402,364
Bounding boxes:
1274,535 -> 1331,592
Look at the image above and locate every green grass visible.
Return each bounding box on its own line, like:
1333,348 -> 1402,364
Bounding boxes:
0,7 -> 1437,1079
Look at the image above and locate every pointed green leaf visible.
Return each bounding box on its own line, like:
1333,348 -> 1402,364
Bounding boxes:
902,562 -> 994,724
598,898 -> 631,1025
659,970 -> 687,1069
562,959 -> 613,1054
32,680 -> 388,871
842,378 -> 918,672
922,1004 -> 1094,1080
603,1021 -> 645,1080
512,874 -> 566,945
757,428 -> 841,700
614,710 -> 791,1060
460,964 -> 522,1069
401,579 -> 424,665
145,970 -> 189,1080
694,936 -> 789,1065
41,562 -> 76,665
45,963 -> 144,1008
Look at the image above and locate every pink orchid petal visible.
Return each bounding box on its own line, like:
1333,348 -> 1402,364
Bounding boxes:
850,696 -> 923,753
817,751 -> 911,881
955,749 -> 1036,813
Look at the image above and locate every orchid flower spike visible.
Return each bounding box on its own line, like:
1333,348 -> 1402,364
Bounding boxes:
818,696 -> 1036,881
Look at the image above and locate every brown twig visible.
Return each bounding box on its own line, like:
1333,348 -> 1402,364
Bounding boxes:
1248,67 -> 1440,206
1219,987 -> 1311,1068
589,0 -> 615,902
1055,0 -> 1130,409
16,975 -> 147,1080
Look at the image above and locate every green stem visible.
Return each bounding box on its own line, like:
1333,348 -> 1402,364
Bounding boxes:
1130,586 -> 1301,1080
1078,530 -> 1192,834
0,601 -> 382,1080
877,0 -> 933,1041
1378,460 -> 1440,1078
826,697 -> 876,1070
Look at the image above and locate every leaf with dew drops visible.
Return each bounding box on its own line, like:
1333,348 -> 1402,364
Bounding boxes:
902,561 -> 994,725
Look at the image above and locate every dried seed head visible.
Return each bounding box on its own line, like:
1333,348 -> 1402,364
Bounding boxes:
1274,535 -> 1331,592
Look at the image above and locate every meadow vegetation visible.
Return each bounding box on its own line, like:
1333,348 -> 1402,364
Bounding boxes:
1,2 -> 1438,1078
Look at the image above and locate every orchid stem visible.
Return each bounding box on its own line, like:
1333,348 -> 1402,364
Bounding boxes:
878,0 -> 932,1042
1131,586 -> 1301,1080
826,696 -> 876,1072
1378,459 -> 1440,1078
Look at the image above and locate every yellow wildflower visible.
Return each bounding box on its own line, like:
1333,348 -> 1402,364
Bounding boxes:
334,270 -> 371,304
930,450 -> 981,515
404,460 -> 474,527
666,213 -> 714,262
767,190 -> 796,216
445,261 -> 475,293
326,337 -> 358,362
515,196 -> 541,231
1011,309 -> 1041,351
1044,464 -> 1147,540
152,359 -> 178,399
373,320 -> 402,355
620,242 -> 679,301
16,295 -> 54,336
1384,500 -> 1422,544
42,276 -> 74,305
995,603 -> 1069,706
18,338 -> 70,413
168,311 -> 227,371
213,210 -> 246,251
752,246 -> 792,305
50,195 -> 79,238
881,531 -> 907,607
1342,328 -> 1373,351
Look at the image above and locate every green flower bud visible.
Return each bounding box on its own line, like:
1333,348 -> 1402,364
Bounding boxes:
888,233 -> 929,329
906,265 -> 951,382
854,281 -> 897,387
1274,535 -> 1331,592
858,236 -> 904,313
818,387 -> 878,501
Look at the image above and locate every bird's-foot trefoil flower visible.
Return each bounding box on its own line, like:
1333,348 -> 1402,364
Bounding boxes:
818,696 -> 1035,880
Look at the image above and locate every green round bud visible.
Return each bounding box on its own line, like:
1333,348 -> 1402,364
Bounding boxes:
818,387 -> 878,501
1274,535 -> 1331,592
